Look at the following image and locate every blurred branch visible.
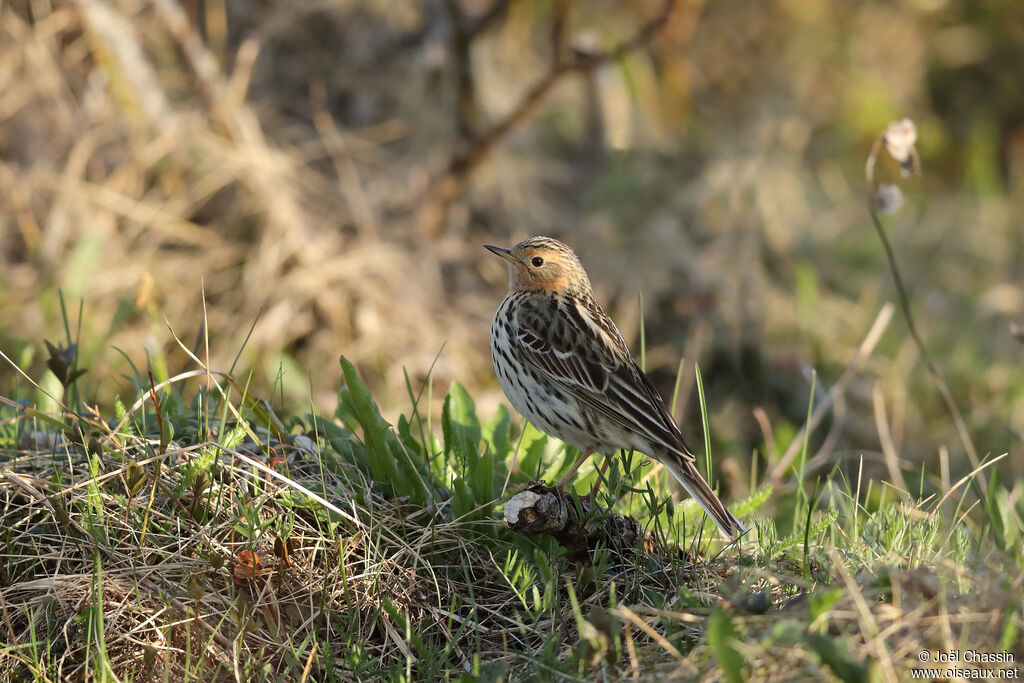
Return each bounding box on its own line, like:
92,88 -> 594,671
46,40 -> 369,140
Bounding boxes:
464,0 -> 515,39
865,127 -> 985,494
550,0 -> 571,66
421,0 -> 680,234
452,0 -> 677,176
444,0 -> 513,139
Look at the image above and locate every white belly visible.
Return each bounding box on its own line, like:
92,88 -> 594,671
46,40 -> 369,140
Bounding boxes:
490,302 -> 601,452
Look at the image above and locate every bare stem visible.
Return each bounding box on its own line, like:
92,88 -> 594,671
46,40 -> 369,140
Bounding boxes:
865,135 -> 984,494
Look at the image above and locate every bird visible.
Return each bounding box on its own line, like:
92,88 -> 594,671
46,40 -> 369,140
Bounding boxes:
485,236 -> 746,540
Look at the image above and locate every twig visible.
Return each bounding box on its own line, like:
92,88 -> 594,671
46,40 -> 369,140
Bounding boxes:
465,0 -> 514,39
423,0 -> 680,232
444,0 -> 517,142
865,132 -> 984,493
550,0 -> 570,66
452,0 -> 676,179
445,0 -> 483,139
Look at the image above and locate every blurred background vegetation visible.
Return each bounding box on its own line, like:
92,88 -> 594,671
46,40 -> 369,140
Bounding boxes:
2,0 -> 1022,489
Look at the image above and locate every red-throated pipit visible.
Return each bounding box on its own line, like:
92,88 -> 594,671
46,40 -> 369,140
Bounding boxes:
486,237 -> 745,540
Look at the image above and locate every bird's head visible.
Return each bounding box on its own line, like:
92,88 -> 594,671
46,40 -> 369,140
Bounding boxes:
485,237 -> 591,295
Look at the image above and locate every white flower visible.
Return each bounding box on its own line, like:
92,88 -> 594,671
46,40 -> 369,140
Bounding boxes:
883,119 -> 917,162
883,118 -> 920,176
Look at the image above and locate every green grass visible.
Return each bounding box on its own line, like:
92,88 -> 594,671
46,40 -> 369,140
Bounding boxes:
0,336 -> 1020,681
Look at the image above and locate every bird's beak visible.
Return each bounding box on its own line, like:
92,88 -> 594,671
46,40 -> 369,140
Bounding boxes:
484,244 -> 517,264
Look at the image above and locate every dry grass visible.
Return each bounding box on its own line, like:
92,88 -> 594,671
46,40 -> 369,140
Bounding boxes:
4,0 -> 1023,479
0,0 -> 494,412
0,343 -> 1021,680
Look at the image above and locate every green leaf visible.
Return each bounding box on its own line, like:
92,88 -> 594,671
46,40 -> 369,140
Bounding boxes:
114,395 -> 129,429
998,609 -> 1020,652
337,356 -> 430,504
533,548 -> 553,584
483,405 -> 512,461
707,607 -> 743,683
459,661 -> 508,683
807,588 -> 844,625
159,415 -> 173,450
125,461 -> 147,496
708,610 -> 741,683
319,421 -> 367,468
775,513 -> 836,554
441,393 -> 455,461
516,423 -> 549,480
84,455 -> 107,544
540,445 -> 573,485
471,444 -> 495,506
397,415 -> 423,457
387,433 -> 426,503
221,422 -> 248,451
337,359 -> 387,454
985,470 -> 1020,552
14,405 -> 76,434
451,477 -> 475,521
446,382 -> 481,465
805,633 -> 868,683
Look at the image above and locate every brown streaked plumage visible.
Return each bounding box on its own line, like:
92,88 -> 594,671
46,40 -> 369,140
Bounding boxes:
486,236 -> 746,540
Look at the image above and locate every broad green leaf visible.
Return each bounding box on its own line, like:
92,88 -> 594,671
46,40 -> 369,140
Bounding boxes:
808,588 -> 844,625
319,421 -> 366,466
337,356 -> 429,504
516,422 -> 549,480
805,633 -> 868,683
441,393 -> 455,461
471,445 -> 495,506
707,607 -> 743,683
446,382 -> 481,465
451,477 -> 475,521
985,470 -> 1020,552
483,405 -> 511,461
397,415 -> 423,457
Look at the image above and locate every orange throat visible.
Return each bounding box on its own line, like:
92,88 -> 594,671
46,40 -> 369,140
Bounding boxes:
510,270 -> 569,293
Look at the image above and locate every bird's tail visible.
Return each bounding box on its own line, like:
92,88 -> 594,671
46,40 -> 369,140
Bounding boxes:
658,451 -> 746,541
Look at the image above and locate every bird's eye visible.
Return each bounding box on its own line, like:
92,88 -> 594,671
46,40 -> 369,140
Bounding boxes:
531,256 -> 544,267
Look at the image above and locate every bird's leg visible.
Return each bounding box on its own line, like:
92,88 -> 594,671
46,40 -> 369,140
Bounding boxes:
555,445 -> 596,491
588,454 -> 615,502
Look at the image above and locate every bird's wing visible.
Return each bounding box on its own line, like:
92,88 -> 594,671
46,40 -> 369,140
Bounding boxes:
512,295 -> 695,461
